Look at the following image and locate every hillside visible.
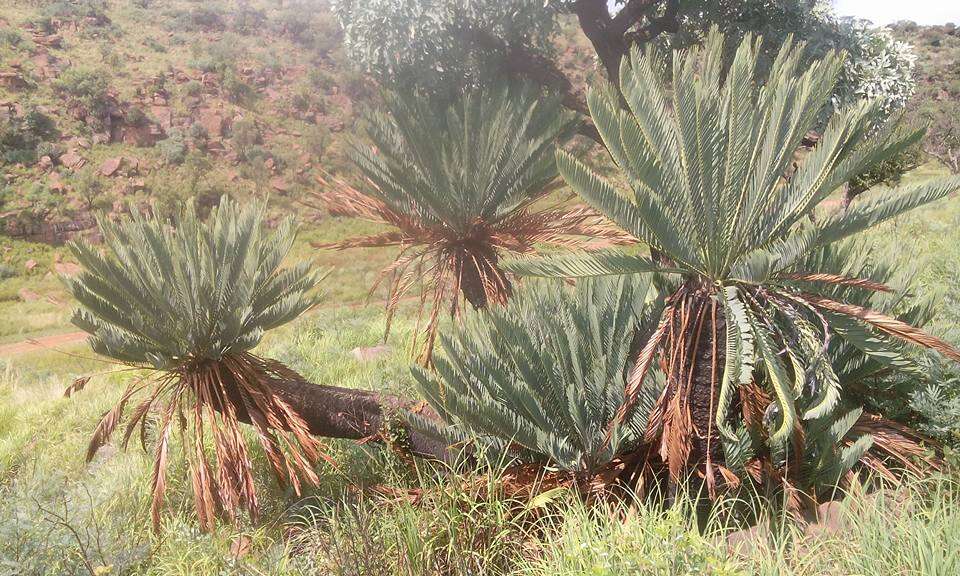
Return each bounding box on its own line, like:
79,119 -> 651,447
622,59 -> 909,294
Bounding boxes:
0,0 -> 365,239
0,0 -> 387,343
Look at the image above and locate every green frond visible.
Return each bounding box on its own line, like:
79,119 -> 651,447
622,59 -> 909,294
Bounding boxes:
550,28 -> 957,282
349,84 -> 575,233
65,196 -> 323,368
502,250 -> 673,278
409,276 -> 661,473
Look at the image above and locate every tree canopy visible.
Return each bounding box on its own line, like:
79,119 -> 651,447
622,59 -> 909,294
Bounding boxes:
333,0 -> 916,120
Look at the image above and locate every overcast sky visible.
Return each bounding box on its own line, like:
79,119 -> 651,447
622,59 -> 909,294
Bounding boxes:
833,0 -> 960,26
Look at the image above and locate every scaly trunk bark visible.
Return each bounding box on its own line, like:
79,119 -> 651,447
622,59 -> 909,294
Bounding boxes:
688,306 -> 725,466
457,247 -> 512,310
220,375 -> 451,461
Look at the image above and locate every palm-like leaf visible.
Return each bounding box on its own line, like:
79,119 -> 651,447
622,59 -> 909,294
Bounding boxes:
310,84 -> 632,362
65,196 -> 329,531
409,275 -> 663,474
504,29 -> 960,502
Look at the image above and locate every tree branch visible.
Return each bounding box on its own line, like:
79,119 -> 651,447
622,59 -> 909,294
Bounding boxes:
622,0 -> 680,45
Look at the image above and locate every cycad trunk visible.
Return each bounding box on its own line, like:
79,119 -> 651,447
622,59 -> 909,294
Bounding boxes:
217,375 -> 450,461
456,246 -> 512,310
688,309 -> 725,466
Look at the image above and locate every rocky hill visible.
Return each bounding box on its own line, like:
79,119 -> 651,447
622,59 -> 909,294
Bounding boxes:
0,0 -> 371,245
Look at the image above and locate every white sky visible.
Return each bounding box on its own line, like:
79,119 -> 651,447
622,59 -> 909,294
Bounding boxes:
833,0 -> 960,25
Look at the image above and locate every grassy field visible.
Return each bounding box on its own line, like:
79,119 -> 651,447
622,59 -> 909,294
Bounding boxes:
2,160 -> 960,574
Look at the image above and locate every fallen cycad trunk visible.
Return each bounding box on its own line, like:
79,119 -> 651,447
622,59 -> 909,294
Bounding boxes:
233,373 -> 449,461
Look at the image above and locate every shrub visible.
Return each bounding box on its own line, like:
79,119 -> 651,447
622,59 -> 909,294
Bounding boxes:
35,141 -> 63,161
123,106 -> 149,128
157,129 -> 187,165
181,79 -> 203,97
40,0 -> 109,26
0,28 -> 26,49
188,39 -> 238,76
847,146 -> 924,201
54,67 -> 112,126
0,107 -> 58,165
0,264 -> 14,281
72,166 -> 107,210
171,5 -> 225,32
233,1 -> 267,35
143,36 -> 166,53
221,70 -> 255,104
302,125 -> 330,160
230,118 -> 261,158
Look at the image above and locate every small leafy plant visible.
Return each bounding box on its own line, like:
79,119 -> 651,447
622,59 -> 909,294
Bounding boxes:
412,276 -> 662,475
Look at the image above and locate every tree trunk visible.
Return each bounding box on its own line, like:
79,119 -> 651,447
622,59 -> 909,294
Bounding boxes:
224,375 -> 452,461
687,308 -> 724,465
457,247 -> 512,310
574,0 -> 628,83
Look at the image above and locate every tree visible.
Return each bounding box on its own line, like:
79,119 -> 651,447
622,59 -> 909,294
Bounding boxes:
333,0 -> 917,131
503,31 -> 960,497
65,196 -> 331,531
311,85 -> 629,361
920,97 -> 960,174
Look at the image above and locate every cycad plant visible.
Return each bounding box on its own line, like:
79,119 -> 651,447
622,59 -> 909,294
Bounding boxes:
312,85 -> 630,361
64,196 -> 328,530
504,30 -> 960,498
410,276 -> 664,475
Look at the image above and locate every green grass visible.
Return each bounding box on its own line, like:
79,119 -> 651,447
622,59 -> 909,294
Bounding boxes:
4,300 -> 960,575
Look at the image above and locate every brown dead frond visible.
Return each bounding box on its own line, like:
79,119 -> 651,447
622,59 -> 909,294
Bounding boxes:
85,352 -> 332,532
803,294 -> 960,362
310,175 -> 633,364
785,273 -> 893,293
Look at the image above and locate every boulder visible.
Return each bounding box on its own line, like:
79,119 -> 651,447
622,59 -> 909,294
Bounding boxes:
269,177 -> 290,193
196,108 -> 230,138
32,34 -> 62,48
99,157 -> 123,177
150,105 -> 174,130
351,344 -> 392,362
59,151 -> 85,170
54,262 -> 82,276
0,71 -> 28,90
121,123 -> 163,147
18,288 -> 40,302
24,259 -> 37,271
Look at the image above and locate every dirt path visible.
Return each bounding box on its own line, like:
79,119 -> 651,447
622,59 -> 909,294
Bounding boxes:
0,296 -> 418,359
0,331 -> 89,357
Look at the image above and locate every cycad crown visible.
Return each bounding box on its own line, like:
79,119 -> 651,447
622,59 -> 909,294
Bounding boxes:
411,276 -> 663,474
314,84 -> 628,361
68,199 -> 323,368
353,85 -> 572,233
